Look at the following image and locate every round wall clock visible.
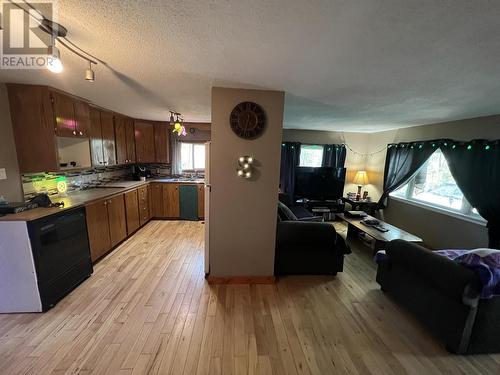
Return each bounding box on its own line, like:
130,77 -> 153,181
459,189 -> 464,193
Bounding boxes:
229,102 -> 266,139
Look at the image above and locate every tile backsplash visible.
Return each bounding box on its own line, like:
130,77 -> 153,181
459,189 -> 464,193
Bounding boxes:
22,163 -> 172,200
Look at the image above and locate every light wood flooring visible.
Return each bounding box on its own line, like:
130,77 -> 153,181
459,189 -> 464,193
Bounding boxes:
0,220 -> 499,374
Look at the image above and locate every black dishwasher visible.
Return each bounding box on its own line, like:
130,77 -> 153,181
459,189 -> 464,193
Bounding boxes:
27,207 -> 93,311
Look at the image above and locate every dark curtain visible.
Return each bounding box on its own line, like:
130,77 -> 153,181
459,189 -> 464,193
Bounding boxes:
378,143 -> 436,207
322,145 -> 347,168
441,141 -> 500,248
280,142 -> 301,200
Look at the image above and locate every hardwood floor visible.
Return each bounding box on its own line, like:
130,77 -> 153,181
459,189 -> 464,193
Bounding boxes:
0,220 -> 499,374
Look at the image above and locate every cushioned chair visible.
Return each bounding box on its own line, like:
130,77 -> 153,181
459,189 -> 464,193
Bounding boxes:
278,193 -> 316,220
275,201 -> 350,275
376,239 -> 500,354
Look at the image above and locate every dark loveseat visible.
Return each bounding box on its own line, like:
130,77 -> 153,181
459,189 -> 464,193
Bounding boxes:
376,239 -> 500,354
275,201 -> 350,275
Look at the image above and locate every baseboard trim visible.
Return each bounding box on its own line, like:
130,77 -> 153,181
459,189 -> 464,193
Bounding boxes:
206,276 -> 276,284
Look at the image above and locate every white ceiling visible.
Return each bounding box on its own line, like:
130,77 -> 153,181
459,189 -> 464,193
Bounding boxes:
1,1 -> 500,132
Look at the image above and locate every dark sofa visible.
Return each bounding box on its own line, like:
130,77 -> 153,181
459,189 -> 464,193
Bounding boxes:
376,239 -> 500,354
275,201 -> 350,275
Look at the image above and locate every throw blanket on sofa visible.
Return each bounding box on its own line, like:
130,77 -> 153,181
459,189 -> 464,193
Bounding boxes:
435,249 -> 500,299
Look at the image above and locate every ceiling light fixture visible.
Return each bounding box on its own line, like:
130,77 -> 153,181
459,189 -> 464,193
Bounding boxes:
9,0 -> 102,81
46,39 -> 63,73
85,61 -> 95,82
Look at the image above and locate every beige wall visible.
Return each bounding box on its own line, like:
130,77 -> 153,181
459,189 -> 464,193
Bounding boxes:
210,87 -> 284,277
284,115 -> 500,249
0,83 -> 22,202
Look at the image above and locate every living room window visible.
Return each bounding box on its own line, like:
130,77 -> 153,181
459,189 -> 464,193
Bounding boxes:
390,149 -> 482,221
181,142 -> 205,171
299,145 -> 323,167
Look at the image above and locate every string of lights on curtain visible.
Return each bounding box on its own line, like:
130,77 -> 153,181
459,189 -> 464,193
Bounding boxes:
283,139 -> 499,157
387,139 -> 500,151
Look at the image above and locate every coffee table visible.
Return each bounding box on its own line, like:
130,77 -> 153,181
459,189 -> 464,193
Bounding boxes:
337,213 -> 423,254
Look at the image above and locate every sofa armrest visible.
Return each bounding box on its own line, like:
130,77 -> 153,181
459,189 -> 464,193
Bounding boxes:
297,216 -> 324,222
386,240 -> 481,302
277,221 -> 349,254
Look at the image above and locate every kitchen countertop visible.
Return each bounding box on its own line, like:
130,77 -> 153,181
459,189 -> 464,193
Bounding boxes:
0,178 -> 204,222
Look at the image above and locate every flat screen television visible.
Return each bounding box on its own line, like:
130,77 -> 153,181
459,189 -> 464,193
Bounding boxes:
294,167 -> 346,200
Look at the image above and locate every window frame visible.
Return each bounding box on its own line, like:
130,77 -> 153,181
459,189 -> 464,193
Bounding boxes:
389,150 -> 486,225
181,141 -> 206,172
298,144 -> 324,168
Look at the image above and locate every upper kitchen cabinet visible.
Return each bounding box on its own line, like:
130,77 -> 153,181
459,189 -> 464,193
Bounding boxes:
7,84 -> 59,173
89,107 -> 117,167
125,119 -> 136,163
100,111 -> 117,166
115,116 -> 136,165
50,90 -> 90,138
73,100 -> 91,137
134,121 -> 155,163
50,90 -> 75,137
154,122 -> 170,163
114,115 -> 127,164
89,107 -> 104,166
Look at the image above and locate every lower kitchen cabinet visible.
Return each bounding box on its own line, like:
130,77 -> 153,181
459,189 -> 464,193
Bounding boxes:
107,195 -> 127,247
86,200 -> 112,262
150,183 -> 164,218
86,194 -> 126,262
124,190 -> 140,235
138,185 -> 150,226
163,184 -> 180,218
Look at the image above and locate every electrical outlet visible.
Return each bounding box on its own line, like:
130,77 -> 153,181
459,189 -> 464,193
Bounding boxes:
0,168 -> 6,180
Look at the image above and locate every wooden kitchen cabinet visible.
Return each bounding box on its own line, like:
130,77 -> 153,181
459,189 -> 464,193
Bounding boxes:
50,91 -> 90,139
150,183 -> 164,218
107,195 -> 127,247
125,119 -> 136,163
135,121 -> 155,163
114,115 -> 127,164
154,122 -> 170,163
51,90 -> 76,138
86,200 -> 112,262
89,108 -> 116,167
197,184 -> 205,219
73,100 -> 90,137
138,185 -> 150,226
163,184 -> 180,218
115,116 -> 136,165
89,107 -> 104,166
100,111 -> 117,166
7,84 -> 59,173
124,189 -> 140,235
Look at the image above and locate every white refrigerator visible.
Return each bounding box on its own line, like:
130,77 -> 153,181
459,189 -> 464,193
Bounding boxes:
204,141 -> 211,275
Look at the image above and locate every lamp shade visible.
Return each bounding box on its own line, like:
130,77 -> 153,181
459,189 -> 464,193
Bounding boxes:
353,170 -> 369,185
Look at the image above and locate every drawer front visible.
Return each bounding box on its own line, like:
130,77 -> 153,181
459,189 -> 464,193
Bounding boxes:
138,185 -> 150,226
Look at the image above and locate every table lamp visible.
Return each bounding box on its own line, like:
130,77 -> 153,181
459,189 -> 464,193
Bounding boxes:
353,170 -> 369,201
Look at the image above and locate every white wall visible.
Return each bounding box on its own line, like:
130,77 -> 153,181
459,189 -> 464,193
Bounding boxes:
210,87 -> 284,277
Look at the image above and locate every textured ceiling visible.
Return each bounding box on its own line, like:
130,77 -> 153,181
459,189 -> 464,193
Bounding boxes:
1,1 -> 500,132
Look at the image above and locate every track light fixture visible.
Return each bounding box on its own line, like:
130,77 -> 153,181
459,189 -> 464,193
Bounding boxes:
85,61 -> 95,82
9,0 -> 102,81
46,40 -> 63,73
